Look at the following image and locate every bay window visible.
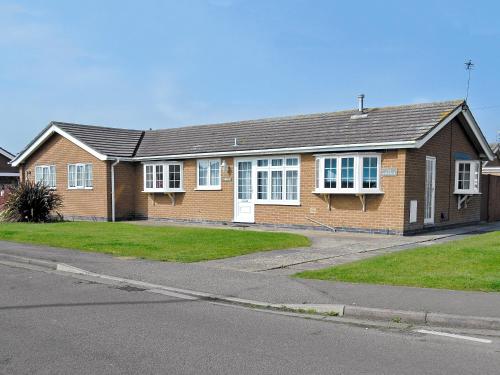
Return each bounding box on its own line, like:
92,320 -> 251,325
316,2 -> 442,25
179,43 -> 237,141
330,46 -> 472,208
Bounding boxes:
454,160 -> 480,195
197,159 -> 221,190
68,163 -> 93,189
255,156 -> 300,204
35,165 -> 56,188
143,162 -> 184,192
315,154 -> 382,194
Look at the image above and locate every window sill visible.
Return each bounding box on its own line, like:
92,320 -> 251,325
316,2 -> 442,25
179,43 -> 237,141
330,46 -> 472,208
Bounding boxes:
313,189 -> 384,195
68,187 -> 93,190
453,191 -> 481,195
195,187 -> 222,191
255,200 -> 300,206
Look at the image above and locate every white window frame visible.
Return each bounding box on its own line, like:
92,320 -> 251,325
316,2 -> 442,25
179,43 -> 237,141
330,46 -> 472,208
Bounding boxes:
143,161 -> 184,193
454,160 -> 481,195
34,165 -> 56,189
314,153 -> 383,194
67,163 -> 93,189
196,159 -> 221,190
254,156 -> 300,206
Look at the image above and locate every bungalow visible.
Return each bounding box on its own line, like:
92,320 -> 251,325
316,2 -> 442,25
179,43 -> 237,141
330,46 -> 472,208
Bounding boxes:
10,98 -> 495,234
0,147 -> 19,206
0,147 -> 19,184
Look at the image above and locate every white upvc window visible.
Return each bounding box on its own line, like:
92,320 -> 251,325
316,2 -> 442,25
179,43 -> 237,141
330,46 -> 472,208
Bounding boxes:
454,160 -> 480,195
314,154 -> 382,194
68,163 -> 93,189
34,165 -> 56,188
197,159 -> 221,190
143,162 -> 184,193
255,156 -> 300,205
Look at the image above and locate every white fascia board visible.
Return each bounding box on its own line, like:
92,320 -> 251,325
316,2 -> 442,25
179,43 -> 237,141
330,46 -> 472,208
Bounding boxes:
483,167 -> 500,172
461,109 -> 496,161
0,172 -> 19,177
415,106 -> 495,161
132,141 -> 417,161
0,148 -> 15,160
11,124 -> 108,167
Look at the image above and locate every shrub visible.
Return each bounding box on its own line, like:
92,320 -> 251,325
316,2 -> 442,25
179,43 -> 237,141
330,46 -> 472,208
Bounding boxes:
0,181 -> 63,222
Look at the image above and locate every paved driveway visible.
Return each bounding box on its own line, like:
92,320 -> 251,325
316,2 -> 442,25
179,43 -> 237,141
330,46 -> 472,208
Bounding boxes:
200,222 -> 500,274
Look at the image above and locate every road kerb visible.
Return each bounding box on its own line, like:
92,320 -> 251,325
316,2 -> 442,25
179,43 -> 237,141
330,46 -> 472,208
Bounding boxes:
1,252 -> 499,330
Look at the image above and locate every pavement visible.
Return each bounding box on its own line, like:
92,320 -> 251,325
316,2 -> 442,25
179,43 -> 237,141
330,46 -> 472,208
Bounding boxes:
3,265 -> 499,374
0,221 -> 499,329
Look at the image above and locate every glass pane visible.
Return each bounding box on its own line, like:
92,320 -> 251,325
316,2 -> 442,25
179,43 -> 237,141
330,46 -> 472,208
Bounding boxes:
42,167 -> 49,185
238,161 -> 252,199
286,158 -> 298,166
315,158 -> 320,189
324,158 -> 337,189
362,157 -> 377,189
271,159 -> 283,167
286,170 -> 298,200
271,170 -> 283,200
85,164 -> 93,188
76,165 -> 84,187
35,167 -> 42,183
68,165 -> 75,187
257,159 -> 268,167
257,171 -> 268,200
50,166 -> 56,188
145,165 -> 154,189
458,162 -> 471,190
198,161 -> 208,186
341,157 -> 354,188
210,160 -> 220,186
169,164 -> 181,189
156,165 -> 164,189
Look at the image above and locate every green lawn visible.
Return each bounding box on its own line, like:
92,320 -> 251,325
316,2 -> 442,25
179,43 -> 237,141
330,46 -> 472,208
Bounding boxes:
295,231 -> 500,292
0,222 -> 310,262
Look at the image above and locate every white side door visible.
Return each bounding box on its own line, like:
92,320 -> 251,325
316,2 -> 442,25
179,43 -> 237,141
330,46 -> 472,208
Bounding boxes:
234,160 -> 255,223
424,156 -> 436,224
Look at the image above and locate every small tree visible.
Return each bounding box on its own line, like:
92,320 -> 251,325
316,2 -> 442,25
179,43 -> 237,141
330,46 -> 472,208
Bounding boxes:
1,180 -> 63,222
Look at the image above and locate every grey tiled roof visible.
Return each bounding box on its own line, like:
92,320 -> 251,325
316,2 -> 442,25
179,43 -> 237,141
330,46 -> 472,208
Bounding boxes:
17,100 -> 466,162
54,122 -> 144,157
135,100 -> 464,157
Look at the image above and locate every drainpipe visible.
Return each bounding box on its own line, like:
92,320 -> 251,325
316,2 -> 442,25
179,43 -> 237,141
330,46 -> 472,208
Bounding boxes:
111,158 -> 120,222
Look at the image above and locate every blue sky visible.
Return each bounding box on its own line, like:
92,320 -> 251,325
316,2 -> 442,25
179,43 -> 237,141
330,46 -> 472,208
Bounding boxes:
2,0 -> 500,152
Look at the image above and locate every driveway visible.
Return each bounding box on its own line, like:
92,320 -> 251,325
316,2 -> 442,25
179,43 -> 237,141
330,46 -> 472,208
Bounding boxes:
200,222 -> 500,274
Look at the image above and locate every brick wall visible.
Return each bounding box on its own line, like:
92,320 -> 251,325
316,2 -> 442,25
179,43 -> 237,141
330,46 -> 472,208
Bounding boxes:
22,134 -> 110,220
253,152 -> 406,233
131,152 -> 407,233
133,158 -> 235,222
404,117 -> 481,232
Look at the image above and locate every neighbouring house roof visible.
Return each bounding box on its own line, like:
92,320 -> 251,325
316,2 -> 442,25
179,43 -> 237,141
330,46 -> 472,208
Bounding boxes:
0,147 -> 19,176
483,143 -> 500,173
10,99 -> 495,166
0,147 -> 15,160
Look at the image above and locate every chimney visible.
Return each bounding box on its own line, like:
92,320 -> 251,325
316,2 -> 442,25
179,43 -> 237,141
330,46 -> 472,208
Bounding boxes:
357,94 -> 365,113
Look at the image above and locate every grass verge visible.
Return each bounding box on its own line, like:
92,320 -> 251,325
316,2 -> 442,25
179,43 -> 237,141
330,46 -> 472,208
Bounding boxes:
0,222 -> 310,262
295,231 -> 500,292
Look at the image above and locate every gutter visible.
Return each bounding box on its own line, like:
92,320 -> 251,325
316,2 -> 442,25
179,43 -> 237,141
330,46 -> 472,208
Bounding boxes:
110,159 -> 120,222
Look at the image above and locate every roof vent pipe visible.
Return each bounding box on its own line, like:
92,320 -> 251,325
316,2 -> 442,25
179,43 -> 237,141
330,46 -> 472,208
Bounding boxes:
358,94 -> 365,113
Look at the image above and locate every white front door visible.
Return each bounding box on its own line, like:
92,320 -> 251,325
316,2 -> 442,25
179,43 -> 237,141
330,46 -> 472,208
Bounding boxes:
234,160 -> 254,223
424,156 -> 436,224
